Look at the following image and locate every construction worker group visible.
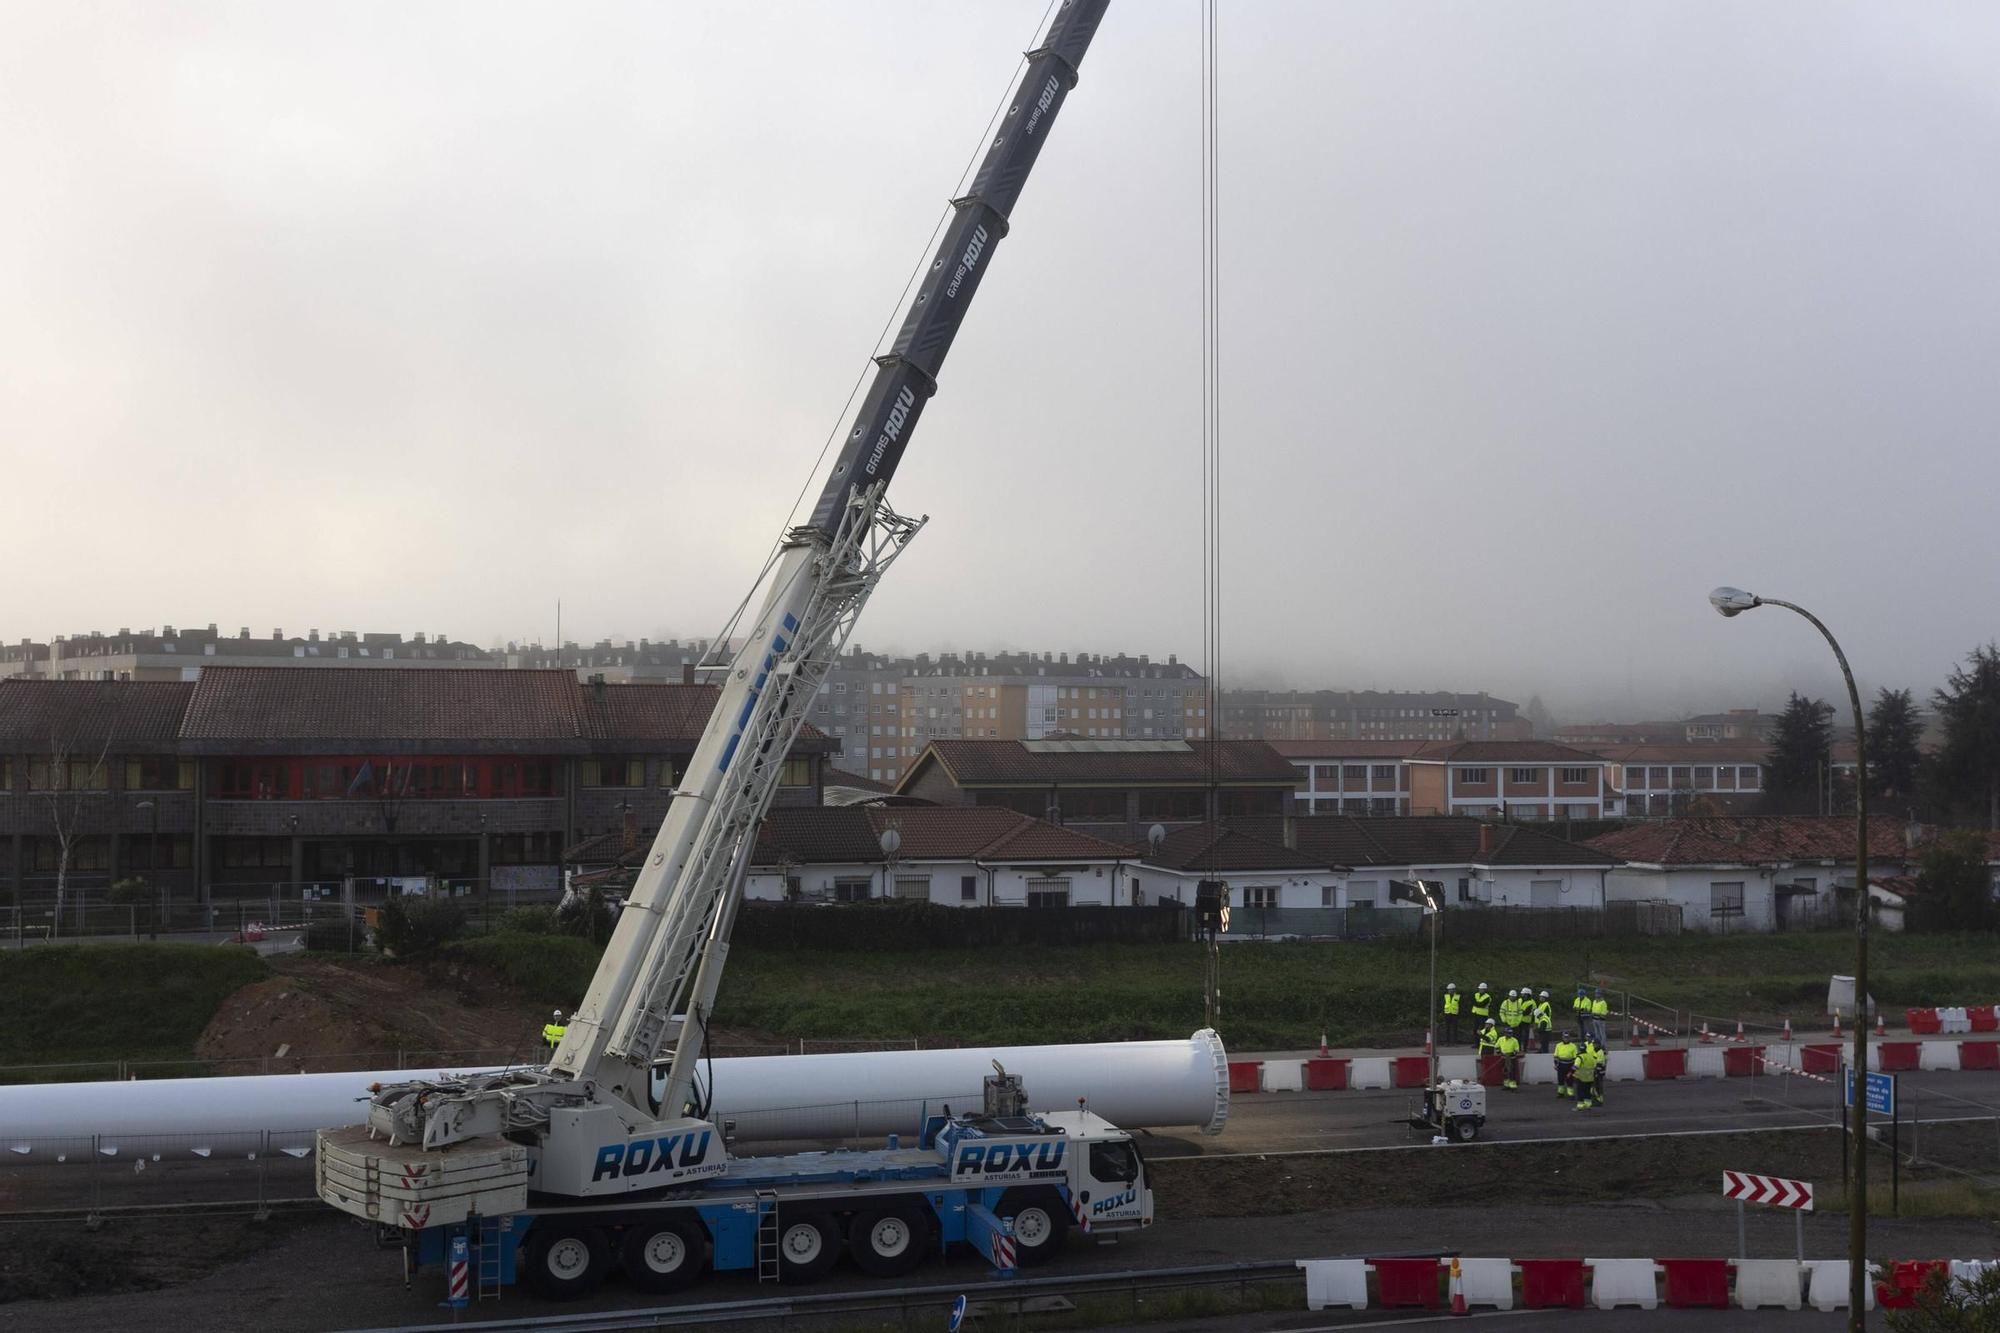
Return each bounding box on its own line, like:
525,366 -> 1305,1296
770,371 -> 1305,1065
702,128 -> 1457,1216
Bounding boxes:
1448,981 -> 1613,1109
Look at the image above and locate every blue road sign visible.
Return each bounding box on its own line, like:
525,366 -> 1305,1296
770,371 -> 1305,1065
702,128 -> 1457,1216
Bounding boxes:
948,1294 -> 968,1331
1845,1066 -> 1894,1115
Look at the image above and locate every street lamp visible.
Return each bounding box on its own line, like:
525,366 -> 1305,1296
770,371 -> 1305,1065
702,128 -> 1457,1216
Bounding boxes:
1711,586 -> 1870,1328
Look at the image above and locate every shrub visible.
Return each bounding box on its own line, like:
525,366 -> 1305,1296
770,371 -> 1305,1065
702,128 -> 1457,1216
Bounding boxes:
374,896 -> 468,957
498,905 -> 559,936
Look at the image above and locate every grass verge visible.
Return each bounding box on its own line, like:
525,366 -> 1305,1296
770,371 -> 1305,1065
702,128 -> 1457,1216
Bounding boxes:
0,944 -> 267,1067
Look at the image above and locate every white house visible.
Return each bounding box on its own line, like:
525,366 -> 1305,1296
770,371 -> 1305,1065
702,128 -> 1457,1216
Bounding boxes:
1586,815 -> 1939,933
746,805 -> 1139,908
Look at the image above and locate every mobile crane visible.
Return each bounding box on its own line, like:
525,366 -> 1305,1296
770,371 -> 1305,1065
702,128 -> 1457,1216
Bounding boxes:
314,0 -> 1169,1300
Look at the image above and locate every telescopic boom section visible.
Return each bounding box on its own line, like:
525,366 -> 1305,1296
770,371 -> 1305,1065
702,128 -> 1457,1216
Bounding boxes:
550,0 -> 1111,1129
805,0 -> 1110,536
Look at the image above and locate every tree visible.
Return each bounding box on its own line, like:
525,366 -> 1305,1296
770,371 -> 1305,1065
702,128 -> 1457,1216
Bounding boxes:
1932,643 -> 2000,829
1909,828 -> 1996,933
1887,1261 -> 2000,1332
1867,686 -> 1926,808
1762,692 -> 1833,815
37,725 -> 116,939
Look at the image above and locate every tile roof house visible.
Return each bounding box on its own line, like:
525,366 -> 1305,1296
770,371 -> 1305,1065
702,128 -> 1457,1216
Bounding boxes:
895,738 -> 1299,842
1583,815 -> 1981,933
1406,740 -> 1614,821
0,679 -> 195,753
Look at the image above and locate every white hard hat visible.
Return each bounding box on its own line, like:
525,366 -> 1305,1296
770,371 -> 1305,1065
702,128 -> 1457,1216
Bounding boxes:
552,1009 -> 563,1018
1445,982 -> 1457,990
1507,988 -> 1517,996
1478,981 -> 1489,989
1540,989 -> 1550,998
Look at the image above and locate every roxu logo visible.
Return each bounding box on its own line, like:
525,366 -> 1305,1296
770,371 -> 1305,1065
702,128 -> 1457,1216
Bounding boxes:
591,1130 -> 713,1182
1091,1188 -> 1137,1216
954,1141 -> 1066,1175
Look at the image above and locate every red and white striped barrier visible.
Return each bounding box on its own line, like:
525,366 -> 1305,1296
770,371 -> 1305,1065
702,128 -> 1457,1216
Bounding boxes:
1232,1037 -> 2000,1094
1294,1256 -> 1996,1314
1722,1171 -> 1812,1210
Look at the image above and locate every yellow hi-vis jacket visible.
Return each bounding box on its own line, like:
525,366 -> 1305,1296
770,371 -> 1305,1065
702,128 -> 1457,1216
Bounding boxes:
1497,1034 -> 1521,1059
542,1022 -> 567,1046
1499,996 -> 1519,1027
1553,1040 -> 1579,1065
1471,990 -> 1493,1019
1591,996 -> 1610,1020
1534,999 -> 1554,1030
1574,992 -> 1590,1017
1477,1027 -> 1501,1055
1443,991 -> 1461,1016
1573,1047 -> 1602,1083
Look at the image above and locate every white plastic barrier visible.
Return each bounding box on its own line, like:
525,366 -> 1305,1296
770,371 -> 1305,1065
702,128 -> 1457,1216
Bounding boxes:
1522,1054 -> 1555,1085
1920,1041 -> 1962,1071
1867,1044 -> 1883,1071
1605,1050 -> 1646,1082
1297,1258 -> 1368,1311
1262,1060 -> 1304,1092
1437,1054 -> 1477,1081
1941,1006 -> 1969,1034
1349,1057 -> 1392,1090
1453,1258 -> 1516,1310
1588,1257 -> 1660,1309
1765,1041 -> 1798,1069
1806,1260 -> 1877,1312
1735,1259 -> 1803,1311
1687,1046 -> 1727,1078
1952,1259 -> 1998,1291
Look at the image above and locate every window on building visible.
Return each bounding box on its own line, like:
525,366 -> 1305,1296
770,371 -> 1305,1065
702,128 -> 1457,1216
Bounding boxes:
893,875 -> 930,901
961,874 -> 978,903
1559,767 -> 1590,784
1649,766 -> 1669,787
1343,764 -> 1367,781
1372,765 -> 1397,783
1709,881 -> 1745,922
123,757 -> 194,791
1457,768 -> 1490,785
1346,879 -> 1378,908
1320,884 -> 1338,907
1741,767 -> 1762,789
1025,878 -> 1071,908
1241,886 -> 1279,909
780,757 -> 811,787
1671,766 -> 1693,789
1457,877 -> 1473,902
1508,767 -> 1540,785
579,759 -> 646,788
1693,766 -> 1714,788
1137,789 -> 1204,821
833,878 -> 872,903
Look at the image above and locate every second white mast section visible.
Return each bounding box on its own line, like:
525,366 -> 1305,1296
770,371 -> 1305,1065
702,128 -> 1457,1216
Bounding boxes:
551,484 -> 923,1121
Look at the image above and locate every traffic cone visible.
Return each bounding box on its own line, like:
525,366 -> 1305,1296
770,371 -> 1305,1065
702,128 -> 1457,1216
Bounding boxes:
1448,1256 -> 1468,1316
1875,1011 -> 1886,1038
1734,1019 -> 1747,1043
1319,1033 -> 1329,1058
1831,1012 -> 1842,1039
1425,1029 -> 1434,1056
1699,1022 -> 1713,1045
1782,1017 -> 1793,1042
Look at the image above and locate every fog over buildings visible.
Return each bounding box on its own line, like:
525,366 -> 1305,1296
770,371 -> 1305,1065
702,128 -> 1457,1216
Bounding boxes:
5,1 -> 1996,722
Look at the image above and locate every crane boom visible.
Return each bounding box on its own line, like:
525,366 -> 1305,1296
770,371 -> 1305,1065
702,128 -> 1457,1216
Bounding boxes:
351,0 -> 1112,1199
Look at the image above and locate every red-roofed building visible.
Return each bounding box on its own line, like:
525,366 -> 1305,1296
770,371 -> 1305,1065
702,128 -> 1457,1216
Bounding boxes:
1585,815 -> 1995,932
0,671 -> 833,910
744,806 -> 1141,907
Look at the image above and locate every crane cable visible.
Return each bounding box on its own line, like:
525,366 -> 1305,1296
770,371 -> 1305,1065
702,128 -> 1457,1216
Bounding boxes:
1199,0 -> 1224,1027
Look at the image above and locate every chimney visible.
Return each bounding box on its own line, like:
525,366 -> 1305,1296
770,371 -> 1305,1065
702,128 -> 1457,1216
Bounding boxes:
681,662 -> 695,686
1478,823 -> 1498,857
272,628 -> 284,640
622,806 -> 638,855
308,628 -> 319,642
590,672 -> 606,700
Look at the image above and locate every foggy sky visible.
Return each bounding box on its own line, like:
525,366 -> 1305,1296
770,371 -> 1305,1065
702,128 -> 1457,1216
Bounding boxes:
5,1 -> 1997,723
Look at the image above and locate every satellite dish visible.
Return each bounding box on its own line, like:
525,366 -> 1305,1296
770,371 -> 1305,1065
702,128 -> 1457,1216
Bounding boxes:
878,827 -> 902,858
1147,823 -> 1166,852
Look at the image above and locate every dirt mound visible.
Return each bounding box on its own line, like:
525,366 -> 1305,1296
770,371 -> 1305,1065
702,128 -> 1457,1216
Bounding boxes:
196,956 -> 552,1072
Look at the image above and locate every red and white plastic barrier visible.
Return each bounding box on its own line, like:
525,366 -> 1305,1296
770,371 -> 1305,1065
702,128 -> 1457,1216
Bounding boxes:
1294,1256 -> 1996,1314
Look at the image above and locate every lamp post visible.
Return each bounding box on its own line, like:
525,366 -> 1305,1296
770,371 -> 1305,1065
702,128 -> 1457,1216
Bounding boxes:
1711,586 -> 1869,1328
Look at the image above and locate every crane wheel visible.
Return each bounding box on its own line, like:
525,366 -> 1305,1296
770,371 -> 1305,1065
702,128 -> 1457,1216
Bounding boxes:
848,1201 -> 932,1278
997,1187 -> 1070,1267
620,1213 -> 709,1293
522,1221 -> 611,1300
777,1212 -> 842,1283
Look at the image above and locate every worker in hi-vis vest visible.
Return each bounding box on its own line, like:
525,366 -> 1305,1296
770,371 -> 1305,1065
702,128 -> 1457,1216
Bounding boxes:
1496,1029 -> 1522,1091
1572,1041 -> 1602,1110
1476,1020 -> 1501,1059
542,1009 -> 567,1054
1500,989 -> 1520,1037
1441,982 -> 1461,1045
1534,990 -> 1555,1053
1553,1032 -> 1579,1098
1469,983 -> 1493,1045
1590,989 -> 1611,1046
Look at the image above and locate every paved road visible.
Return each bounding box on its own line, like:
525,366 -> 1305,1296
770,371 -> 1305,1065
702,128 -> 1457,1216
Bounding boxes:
1158,1067 -> 2000,1158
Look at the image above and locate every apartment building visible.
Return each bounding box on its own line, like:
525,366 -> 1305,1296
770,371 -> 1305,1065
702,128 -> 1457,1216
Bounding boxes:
1596,744 -> 1766,817
1220,689 -> 1526,742
12,626 -> 496,681
1267,740 -> 1422,816
814,648 -> 1207,784
1555,708 -> 1778,747
1406,741 -> 1613,820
